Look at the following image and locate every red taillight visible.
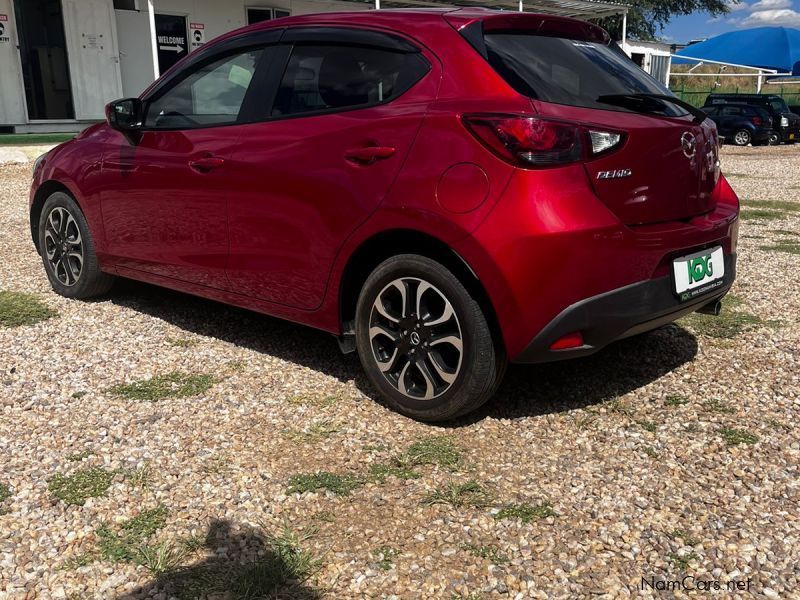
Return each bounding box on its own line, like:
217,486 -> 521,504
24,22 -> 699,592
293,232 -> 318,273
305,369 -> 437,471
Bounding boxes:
462,114 -> 623,168
752,116 -> 762,126
550,331 -> 585,350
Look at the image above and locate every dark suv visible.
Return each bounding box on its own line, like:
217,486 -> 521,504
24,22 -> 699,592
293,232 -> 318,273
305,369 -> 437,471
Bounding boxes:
704,93 -> 800,144
701,103 -> 773,146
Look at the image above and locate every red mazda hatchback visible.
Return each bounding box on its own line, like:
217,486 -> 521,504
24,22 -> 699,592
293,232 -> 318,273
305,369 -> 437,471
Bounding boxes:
30,9 -> 739,421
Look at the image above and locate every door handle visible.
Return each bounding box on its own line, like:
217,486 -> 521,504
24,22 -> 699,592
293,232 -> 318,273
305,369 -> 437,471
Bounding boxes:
188,156 -> 225,172
344,146 -> 396,165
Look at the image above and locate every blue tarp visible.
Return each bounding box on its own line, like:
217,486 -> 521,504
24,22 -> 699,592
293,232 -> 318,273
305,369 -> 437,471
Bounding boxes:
673,27 -> 800,75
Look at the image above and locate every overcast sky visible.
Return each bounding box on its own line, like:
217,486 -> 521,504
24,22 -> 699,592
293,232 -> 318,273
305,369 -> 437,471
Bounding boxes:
661,0 -> 800,43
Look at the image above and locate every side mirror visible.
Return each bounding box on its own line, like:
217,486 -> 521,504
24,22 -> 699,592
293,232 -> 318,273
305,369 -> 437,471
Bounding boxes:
105,98 -> 143,132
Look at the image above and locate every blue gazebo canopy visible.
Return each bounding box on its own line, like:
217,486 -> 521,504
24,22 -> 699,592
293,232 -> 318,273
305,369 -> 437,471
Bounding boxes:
674,27 -> 800,75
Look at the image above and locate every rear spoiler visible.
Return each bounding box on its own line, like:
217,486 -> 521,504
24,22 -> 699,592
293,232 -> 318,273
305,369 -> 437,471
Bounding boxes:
444,9 -> 610,58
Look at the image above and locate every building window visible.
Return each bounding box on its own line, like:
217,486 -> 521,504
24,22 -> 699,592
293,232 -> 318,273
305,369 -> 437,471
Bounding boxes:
247,7 -> 290,25
113,0 -> 138,10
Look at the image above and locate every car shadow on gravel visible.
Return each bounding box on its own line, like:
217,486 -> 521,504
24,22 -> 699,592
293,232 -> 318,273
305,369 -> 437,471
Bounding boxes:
109,279 -> 698,422
467,323 -> 699,424
116,519 -> 321,599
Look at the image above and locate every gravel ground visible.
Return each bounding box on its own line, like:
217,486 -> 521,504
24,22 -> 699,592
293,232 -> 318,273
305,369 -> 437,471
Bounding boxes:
0,144 -> 799,599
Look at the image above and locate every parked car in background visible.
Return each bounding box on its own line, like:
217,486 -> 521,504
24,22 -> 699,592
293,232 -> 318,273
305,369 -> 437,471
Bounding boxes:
704,93 -> 800,144
28,9 -> 740,421
701,103 -> 774,146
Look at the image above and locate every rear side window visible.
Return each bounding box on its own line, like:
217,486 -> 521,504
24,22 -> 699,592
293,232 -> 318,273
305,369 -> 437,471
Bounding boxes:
483,33 -> 683,116
272,44 -> 429,116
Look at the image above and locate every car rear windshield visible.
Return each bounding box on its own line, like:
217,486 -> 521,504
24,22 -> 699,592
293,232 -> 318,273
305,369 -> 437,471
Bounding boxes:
483,33 -> 684,116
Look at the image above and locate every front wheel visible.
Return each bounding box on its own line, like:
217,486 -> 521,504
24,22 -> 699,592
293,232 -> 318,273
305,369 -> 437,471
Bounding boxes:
732,129 -> 752,146
38,191 -> 115,299
355,254 -> 505,422
767,132 -> 781,146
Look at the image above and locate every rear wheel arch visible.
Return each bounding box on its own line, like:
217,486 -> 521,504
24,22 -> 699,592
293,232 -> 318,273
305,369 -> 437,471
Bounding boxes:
338,229 -> 504,352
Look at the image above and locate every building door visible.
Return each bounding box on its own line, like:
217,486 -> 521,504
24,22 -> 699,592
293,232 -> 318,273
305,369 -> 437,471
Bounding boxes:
13,0 -> 74,120
154,13 -> 187,75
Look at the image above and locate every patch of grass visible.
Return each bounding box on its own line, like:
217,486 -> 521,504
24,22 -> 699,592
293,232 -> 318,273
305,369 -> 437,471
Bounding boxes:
460,542 -> 508,564
372,545 -> 399,570
368,462 -> 421,482
97,506 -> 169,563
665,394 -> 689,407
122,463 -> 153,488
200,455 -> 230,476
423,481 -> 493,509
70,391 -> 88,399
283,419 -> 341,443
684,423 -> 701,434
760,241 -> 800,255
287,393 -> 338,408
671,529 -> 700,547
63,552 -> 95,570
48,468 -> 114,506
0,483 -> 12,515
720,427 -> 759,446
642,446 -> 659,458
681,309 -> 765,339
287,471 -> 362,496
66,450 -> 93,462
108,371 -> 216,401
606,398 -> 634,417
765,418 -> 791,432
573,411 -> 598,430
165,336 -> 198,348
639,420 -> 657,433
744,199 -> 799,212
137,540 -> 188,577
0,133 -> 74,145
738,209 -> 784,221
703,398 -> 735,414
0,290 -> 57,328
310,510 -> 336,523
397,436 -> 461,469
667,551 -> 699,571
494,502 -> 555,523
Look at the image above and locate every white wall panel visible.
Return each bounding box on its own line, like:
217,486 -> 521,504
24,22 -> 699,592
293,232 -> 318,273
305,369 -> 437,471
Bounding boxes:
62,0 -> 123,120
0,0 -> 27,125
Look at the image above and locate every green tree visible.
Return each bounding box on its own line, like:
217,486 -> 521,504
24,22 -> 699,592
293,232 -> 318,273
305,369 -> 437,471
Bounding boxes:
596,0 -> 740,41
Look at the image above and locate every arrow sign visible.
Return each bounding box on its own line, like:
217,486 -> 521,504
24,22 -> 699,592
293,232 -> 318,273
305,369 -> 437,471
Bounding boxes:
159,44 -> 183,53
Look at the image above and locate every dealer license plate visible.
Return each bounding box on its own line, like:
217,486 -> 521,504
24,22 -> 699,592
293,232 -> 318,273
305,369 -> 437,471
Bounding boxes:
672,246 -> 725,301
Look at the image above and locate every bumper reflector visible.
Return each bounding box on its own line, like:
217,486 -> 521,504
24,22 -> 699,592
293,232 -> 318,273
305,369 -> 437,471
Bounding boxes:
550,331 -> 584,350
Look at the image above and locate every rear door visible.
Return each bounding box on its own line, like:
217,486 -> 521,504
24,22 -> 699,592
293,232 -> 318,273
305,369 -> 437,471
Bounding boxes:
477,25 -> 719,225
224,28 -> 438,310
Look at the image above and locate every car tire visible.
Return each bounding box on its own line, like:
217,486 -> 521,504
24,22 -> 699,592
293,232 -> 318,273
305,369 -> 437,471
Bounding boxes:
732,130 -> 752,146
355,254 -> 505,422
38,191 -> 115,299
767,132 -> 781,146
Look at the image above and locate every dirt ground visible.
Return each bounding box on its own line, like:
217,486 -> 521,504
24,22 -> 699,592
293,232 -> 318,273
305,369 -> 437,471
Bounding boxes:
1,144 -> 799,599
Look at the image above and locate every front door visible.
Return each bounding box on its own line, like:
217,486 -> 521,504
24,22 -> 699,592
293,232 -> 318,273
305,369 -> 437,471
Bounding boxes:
225,33 -> 437,310
101,47 -> 268,289
13,0 -> 74,120
154,13 -> 187,75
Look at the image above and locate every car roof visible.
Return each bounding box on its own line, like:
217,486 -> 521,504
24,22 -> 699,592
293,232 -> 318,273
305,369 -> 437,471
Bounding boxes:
208,8 -> 608,47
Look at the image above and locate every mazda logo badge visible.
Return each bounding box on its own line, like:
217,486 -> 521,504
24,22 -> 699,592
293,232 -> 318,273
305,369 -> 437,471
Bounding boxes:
681,132 -> 697,159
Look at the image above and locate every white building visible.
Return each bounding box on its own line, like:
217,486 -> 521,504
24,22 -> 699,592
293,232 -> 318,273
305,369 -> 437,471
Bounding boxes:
623,39 -> 674,85
0,0 -> 629,133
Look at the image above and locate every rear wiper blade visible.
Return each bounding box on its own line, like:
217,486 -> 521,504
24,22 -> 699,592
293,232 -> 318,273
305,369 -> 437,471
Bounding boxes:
597,93 -> 708,123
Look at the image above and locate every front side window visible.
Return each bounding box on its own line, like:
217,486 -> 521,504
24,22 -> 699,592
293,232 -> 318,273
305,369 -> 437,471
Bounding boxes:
145,49 -> 264,128
271,44 -> 428,117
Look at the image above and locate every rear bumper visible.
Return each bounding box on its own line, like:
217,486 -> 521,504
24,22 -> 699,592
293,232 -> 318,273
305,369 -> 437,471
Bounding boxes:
514,253 -> 736,363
